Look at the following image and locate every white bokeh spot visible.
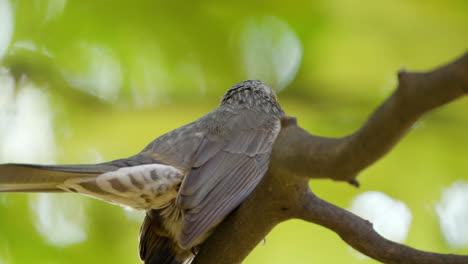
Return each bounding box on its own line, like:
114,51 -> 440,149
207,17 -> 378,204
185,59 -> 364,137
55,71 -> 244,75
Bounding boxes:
436,181 -> 468,249
0,0 -> 14,61
239,16 -> 302,92
349,191 -> 412,243
0,72 -> 57,164
62,42 -> 123,103
29,193 -> 88,247
0,70 -> 90,248
10,41 -> 54,59
128,45 -> 171,108
84,148 -> 105,163
44,0 -> 67,22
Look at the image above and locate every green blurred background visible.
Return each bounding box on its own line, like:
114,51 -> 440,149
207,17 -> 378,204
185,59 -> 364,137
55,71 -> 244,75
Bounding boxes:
0,0 -> 467,263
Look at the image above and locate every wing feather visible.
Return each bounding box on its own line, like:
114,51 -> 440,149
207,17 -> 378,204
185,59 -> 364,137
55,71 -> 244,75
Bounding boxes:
178,151 -> 246,201
175,110 -> 280,249
179,153 -> 266,247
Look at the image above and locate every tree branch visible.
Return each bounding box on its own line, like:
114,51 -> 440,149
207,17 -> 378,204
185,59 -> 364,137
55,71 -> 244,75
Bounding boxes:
271,52 -> 468,183
193,51 -> 468,263
192,168 -> 305,264
332,53 -> 468,181
297,189 -> 468,264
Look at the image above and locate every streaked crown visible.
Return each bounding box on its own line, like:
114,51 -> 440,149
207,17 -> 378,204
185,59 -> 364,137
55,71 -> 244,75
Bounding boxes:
220,80 -> 284,116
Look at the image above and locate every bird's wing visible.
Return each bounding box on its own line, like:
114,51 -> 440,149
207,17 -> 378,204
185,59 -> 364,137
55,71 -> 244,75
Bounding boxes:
139,114 -> 226,171
176,111 -> 281,249
61,117 -> 225,210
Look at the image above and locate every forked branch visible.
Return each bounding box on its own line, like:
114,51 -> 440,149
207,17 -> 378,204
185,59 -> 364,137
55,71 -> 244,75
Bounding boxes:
298,190 -> 468,264
193,51 -> 468,264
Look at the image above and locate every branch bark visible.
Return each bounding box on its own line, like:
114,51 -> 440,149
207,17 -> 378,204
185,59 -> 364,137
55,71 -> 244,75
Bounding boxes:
298,190 -> 468,264
193,51 -> 468,264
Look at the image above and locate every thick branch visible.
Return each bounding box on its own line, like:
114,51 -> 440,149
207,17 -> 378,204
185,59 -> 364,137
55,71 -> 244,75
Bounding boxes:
194,52 -> 468,263
333,53 -> 468,180
271,52 -> 468,182
193,158 -> 309,264
297,190 -> 468,264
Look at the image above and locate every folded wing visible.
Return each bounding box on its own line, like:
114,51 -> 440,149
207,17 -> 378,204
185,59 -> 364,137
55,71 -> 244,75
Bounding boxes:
176,111 -> 280,248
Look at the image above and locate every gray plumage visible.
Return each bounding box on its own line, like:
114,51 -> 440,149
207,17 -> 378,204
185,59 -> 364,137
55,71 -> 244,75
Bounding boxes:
0,80 -> 284,264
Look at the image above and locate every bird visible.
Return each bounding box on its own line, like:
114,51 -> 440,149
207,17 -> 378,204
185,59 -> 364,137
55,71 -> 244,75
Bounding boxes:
0,80 -> 285,264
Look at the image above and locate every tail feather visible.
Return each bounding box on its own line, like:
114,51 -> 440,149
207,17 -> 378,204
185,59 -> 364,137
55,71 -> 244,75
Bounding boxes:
140,210 -> 194,264
0,163 -> 117,192
0,154 -> 160,193
144,237 -> 183,264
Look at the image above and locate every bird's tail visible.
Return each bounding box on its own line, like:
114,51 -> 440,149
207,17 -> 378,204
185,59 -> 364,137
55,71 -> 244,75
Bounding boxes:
0,163 -> 116,192
139,210 -> 194,264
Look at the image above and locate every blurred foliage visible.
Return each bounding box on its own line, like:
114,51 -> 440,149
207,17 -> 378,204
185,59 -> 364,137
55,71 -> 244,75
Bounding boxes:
0,0 -> 468,263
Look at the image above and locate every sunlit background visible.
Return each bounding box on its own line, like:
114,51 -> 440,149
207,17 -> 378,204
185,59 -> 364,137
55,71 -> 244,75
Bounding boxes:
0,0 -> 467,263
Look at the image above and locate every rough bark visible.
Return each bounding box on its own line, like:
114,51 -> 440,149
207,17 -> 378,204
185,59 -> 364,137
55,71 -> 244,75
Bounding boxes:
193,52 -> 468,264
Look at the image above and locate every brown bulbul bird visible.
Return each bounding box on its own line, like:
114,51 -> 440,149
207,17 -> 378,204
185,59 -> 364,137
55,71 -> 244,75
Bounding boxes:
0,80 -> 285,264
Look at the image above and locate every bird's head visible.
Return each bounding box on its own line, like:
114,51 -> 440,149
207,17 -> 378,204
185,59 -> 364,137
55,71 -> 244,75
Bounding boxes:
220,80 -> 284,116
